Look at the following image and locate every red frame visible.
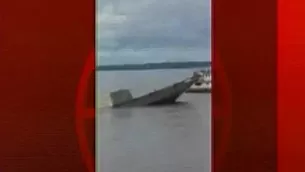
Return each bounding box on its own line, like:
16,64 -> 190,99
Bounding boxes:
278,0 -> 305,171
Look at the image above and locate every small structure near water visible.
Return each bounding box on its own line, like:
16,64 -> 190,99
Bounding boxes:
186,69 -> 212,93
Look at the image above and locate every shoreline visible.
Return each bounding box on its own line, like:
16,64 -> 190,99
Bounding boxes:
96,61 -> 211,71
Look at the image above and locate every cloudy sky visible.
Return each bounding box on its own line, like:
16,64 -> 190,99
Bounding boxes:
96,0 -> 211,65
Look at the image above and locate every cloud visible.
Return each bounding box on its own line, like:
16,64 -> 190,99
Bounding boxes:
97,0 -> 211,65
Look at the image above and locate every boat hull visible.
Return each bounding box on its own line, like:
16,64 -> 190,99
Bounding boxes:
186,88 -> 211,93
111,77 -> 197,108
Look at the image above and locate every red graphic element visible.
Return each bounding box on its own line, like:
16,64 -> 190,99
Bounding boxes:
278,0 -> 305,171
75,50 -> 95,172
212,52 -> 232,172
213,0 -> 277,170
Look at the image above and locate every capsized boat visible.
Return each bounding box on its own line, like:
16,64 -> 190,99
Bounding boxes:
109,72 -> 201,108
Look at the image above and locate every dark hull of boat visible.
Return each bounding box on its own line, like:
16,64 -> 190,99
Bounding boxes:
185,88 -> 211,93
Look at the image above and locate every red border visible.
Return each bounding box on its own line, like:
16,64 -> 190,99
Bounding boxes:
213,0 -> 277,171
0,0 -> 94,171
278,0 -> 305,171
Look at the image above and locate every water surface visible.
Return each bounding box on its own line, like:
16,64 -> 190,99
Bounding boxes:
97,69 -> 211,172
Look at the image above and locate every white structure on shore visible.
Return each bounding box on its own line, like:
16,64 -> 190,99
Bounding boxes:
186,68 -> 212,93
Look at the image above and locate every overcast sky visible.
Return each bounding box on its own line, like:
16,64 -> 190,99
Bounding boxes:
97,0 -> 211,65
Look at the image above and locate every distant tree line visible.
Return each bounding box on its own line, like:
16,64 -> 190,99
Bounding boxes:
96,61 -> 211,71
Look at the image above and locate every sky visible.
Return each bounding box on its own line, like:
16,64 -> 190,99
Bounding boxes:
96,0 -> 211,65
